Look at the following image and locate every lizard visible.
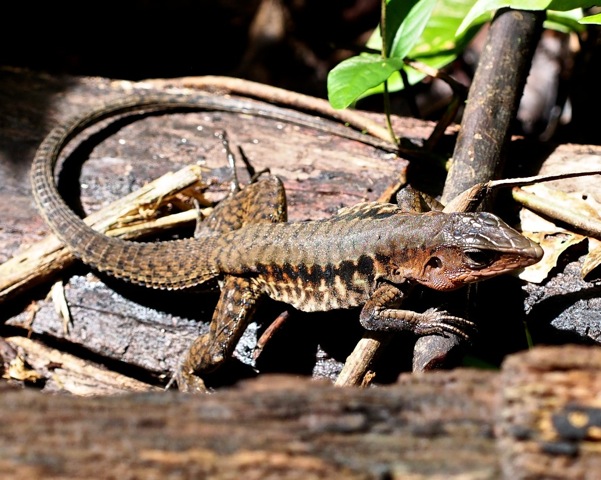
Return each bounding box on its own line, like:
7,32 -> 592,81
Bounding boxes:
31,91 -> 544,392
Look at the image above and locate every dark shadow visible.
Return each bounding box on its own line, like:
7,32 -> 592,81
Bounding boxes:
0,2 -> 260,82
56,112 -> 163,216
0,69 -> 79,176
254,306 -> 366,379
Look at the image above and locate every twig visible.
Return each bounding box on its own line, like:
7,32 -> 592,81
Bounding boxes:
334,332 -> 391,387
444,170 -> 601,214
403,59 -> 468,152
105,208 -> 210,238
144,75 -> 396,146
254,310 -> 290,360
404,59 -> 468,97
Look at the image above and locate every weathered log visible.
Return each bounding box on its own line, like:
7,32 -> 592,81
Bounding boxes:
1,369 -> 500,479
0,346 -> 599,478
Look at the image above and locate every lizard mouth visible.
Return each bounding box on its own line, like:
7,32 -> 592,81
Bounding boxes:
463,252 -> 541,282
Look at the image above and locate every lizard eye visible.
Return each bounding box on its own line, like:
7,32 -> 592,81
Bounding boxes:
463,249 -> 499,269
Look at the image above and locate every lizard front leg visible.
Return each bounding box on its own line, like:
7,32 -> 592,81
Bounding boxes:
176,275 -> 263,392
359,283 -> 475,339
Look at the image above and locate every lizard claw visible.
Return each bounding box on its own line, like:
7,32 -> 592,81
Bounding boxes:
414,308 -> 476,340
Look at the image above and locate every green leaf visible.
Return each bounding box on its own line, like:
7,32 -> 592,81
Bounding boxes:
546,8 -> 585,32
327,54 -> 405,109
457,0 -> 509,35
360,0 -> 490,96
509,0 -> 553,8
414,0 -> 489,58
458,1 -> 556,36
400,0 -> 490,88
380,0 -> 422,56
328,0 -> 595,109
457,0 -> 598,34
328,0 -> 442,108
388,0 -> 439,59
580,12 -> 601,24
547,0 -> 599,10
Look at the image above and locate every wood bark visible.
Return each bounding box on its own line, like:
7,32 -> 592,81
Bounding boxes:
0,346 -> 600,479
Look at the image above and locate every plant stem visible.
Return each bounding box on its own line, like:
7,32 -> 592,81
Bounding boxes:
380,0 -> 399,145
414,8 -> 545,373
382,80 -> 399,145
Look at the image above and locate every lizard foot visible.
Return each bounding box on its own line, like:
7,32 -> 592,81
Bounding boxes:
171,367 -> 210,394
411,308 -> 476,340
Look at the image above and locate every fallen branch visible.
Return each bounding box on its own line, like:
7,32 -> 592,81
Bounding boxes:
145,75 -> 395,146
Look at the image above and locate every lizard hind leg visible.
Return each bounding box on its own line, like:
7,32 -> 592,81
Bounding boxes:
176,276 -> 263,392
195,174 -> 287,238
180,169 -> 287,392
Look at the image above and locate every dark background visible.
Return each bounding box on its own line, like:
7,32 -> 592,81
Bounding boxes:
3,1 -> 600,144
1,1 -> 379,97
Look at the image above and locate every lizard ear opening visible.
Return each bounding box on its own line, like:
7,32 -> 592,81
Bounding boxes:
422,255 -> 457,290
425,256 -> 442,270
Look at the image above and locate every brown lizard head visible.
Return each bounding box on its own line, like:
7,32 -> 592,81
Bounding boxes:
383,211 -> 543,291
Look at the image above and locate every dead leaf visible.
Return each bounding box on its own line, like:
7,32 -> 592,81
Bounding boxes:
582,238 -> 601,279
519,231 -> 586,283
518,184 -> 601,282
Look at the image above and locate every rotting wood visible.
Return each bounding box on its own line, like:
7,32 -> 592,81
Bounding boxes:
0,346 -> 599,479
0,367 -> 502,479
498,345 -> 601,479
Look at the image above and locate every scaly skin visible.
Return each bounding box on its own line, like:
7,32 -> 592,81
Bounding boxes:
31,93 -> 544,391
